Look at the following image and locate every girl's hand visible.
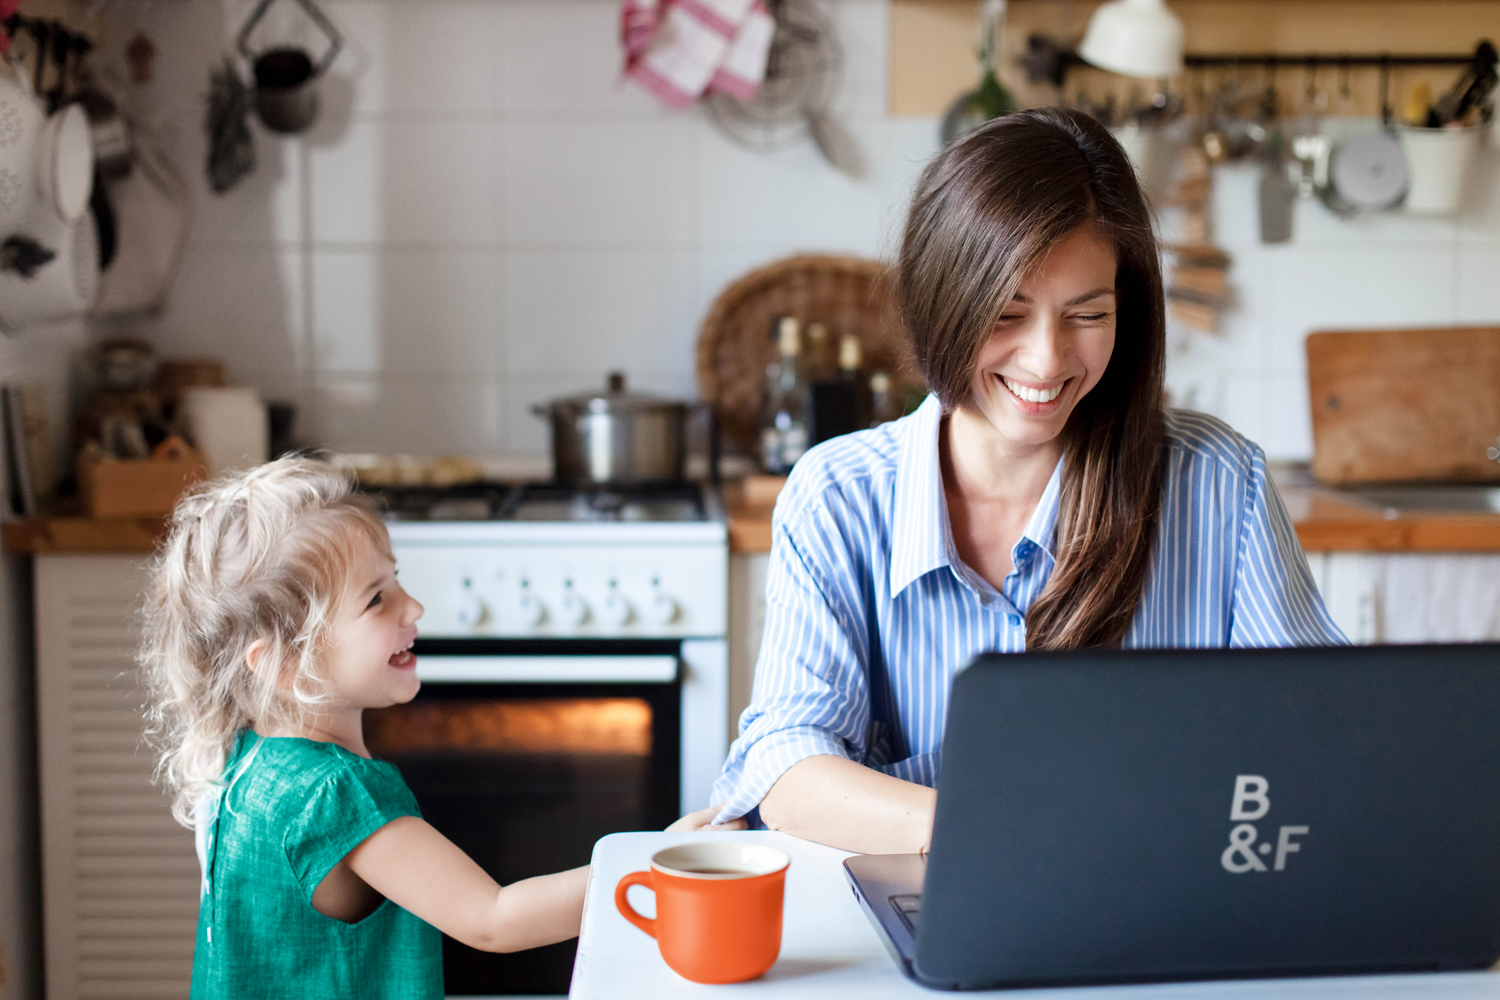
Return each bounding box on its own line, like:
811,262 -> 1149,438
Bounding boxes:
666,802 -> 748,832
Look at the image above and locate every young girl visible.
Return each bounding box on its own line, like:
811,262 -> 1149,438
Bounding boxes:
141,458 -> 735,998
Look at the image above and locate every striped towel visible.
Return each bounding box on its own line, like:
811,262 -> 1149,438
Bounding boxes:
621,0 -> 775,107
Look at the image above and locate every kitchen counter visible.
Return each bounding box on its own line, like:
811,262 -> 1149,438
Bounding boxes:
725,471 -> 1500,554
9,472 -> 1500,556
575,830 -> 1500,998
2,514 -> 168,554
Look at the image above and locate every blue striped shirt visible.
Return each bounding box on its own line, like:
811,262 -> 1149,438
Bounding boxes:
711,395 -> 1346,823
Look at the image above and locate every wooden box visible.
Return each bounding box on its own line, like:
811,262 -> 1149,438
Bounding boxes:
78,454 -> 207,518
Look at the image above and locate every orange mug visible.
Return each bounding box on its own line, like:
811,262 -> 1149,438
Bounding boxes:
615,841 -> 791,984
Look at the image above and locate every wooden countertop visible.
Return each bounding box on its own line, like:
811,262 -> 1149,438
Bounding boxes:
7,474 -> 1499,555
723,474 -> 1500,555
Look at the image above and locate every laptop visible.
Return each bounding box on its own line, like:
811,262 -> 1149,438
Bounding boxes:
844,644 -> 1500,990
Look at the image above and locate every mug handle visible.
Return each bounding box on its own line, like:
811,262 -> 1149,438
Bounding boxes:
615,870 -> 656,938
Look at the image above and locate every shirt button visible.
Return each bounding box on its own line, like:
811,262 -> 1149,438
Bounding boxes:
1008,614 -> 1022,627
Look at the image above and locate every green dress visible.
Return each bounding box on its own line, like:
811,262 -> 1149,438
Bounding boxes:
190,730 -> 444,999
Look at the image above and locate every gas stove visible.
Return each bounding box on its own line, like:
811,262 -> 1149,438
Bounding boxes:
375,479 -> 721,525
375,480 -> 726,639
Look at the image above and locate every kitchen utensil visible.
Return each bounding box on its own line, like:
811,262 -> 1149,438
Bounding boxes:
704,0 -> 862,177
1432,40 -> 1497,126
1307,326 -> 1500,485
1326,130 -> 1408,213
181,386 -> 269,476
1398,124 -> 1482,215
37,101 -> 91,222
92,125 -> 191,317
0,204 -> 100,332
533,372 -> 689,487
940,0 -> 1015,146
1257,132 -> 1296,243
236,0 -> 343,134
615,842 -> 789,984
206,58 -> 255,193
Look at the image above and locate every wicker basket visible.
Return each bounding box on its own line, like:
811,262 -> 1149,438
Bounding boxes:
695,254 -> 927,454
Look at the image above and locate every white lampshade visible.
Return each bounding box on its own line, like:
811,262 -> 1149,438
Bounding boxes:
1078,0 -> 1184,79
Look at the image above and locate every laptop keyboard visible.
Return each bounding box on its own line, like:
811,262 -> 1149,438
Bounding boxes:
890,893 -> 922,932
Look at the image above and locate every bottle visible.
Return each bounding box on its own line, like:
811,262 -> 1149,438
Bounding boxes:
868,370 -> 898,428
804,322 -> 835,383
838,335 -> 867,428
761,318 -> 809,474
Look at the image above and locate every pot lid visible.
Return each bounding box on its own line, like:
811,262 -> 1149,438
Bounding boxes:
1331,132 -> 1409,211
549,372 -> 687,414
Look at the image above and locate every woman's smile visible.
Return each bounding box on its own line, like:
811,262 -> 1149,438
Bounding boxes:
995,374 -> 1073,413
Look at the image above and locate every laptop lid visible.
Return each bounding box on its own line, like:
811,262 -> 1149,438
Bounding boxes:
911,644 -> 1500,990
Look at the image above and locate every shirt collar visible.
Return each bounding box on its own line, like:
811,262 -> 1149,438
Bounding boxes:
889,395 -> 1064,599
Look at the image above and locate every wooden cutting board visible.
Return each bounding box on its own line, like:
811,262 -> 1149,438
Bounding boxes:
1307,326 -> 1500,484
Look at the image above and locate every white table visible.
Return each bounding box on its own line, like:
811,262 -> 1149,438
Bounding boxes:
572,830 -> 1500,999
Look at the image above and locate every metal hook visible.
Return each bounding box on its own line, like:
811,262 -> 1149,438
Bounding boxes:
236,0 -> 343,77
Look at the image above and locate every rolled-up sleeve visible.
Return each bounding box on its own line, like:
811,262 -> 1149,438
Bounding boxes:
1230,448 -> 1348,647
711,482 -> 876,825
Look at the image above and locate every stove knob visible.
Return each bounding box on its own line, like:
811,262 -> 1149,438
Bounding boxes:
646,580 -> 678,627
516,581 -> 546,628
558,581 -> 589,628
454,582 -> 487,629
600,582 -> 632,628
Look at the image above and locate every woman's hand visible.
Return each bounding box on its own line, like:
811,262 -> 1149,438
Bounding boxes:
666,802 -> 748,832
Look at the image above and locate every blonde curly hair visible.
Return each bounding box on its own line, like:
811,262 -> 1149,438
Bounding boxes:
139,457 -> 390,827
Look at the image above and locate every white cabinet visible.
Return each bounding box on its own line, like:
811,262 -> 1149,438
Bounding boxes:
1305,552 -> 1500,644
35,555 -> 196,1000
727,553 -> 769,741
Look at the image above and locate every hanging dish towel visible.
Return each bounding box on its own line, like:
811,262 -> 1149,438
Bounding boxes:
621,0 -> 775,107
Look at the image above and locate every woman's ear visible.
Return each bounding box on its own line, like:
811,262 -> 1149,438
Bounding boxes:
245,637 -> 296,691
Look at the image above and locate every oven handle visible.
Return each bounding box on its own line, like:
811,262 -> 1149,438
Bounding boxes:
414,655 -> 678,684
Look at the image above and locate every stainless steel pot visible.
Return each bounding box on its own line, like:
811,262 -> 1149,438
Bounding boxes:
533,372 -> 689,486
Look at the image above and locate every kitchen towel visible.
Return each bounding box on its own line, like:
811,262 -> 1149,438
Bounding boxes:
621,0 -> 774,107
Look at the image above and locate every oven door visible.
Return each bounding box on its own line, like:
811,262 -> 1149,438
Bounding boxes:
365,639 -> 683,996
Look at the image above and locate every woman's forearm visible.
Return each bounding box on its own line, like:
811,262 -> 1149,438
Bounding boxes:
758,754 -> 936,855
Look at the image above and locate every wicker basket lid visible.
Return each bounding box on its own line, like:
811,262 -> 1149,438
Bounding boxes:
695,254 -> 927,453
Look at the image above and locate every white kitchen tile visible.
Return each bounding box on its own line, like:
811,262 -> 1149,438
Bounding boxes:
325,0 -> 500,115
309,120 -> 498,244
178,126 -> 305,247
829,0 -> 889,119
500,0 -> 666,119
502,121 -> 697,245
311,250 -> 501,376
876,117 -> 941,256
1210,164 -> 1262,248
314,374 -> 506,454
144,249 -> 309,373
1457,248 -> 1500,322
311,251 -> 380,373
1265,246 -> 1459,381
698,119 -> 885,252
1259,369 -> 1314,462
1457,143 -> 1500,243
1219,373 -> 1267,448
503,251 -> 699,374
693,246 -> 795,350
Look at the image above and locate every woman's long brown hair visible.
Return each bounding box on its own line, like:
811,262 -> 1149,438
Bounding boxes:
897,107 -> 1165,649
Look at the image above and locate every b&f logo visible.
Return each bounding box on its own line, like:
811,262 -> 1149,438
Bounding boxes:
1220,775 -> 1310,874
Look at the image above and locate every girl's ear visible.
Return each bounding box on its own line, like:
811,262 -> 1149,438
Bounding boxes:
245,637 -> 296,691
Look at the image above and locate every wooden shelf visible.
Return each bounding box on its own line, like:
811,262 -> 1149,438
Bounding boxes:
891,0 -> 1499,117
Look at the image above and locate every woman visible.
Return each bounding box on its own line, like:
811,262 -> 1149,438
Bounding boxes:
709,107 -> 1344,854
